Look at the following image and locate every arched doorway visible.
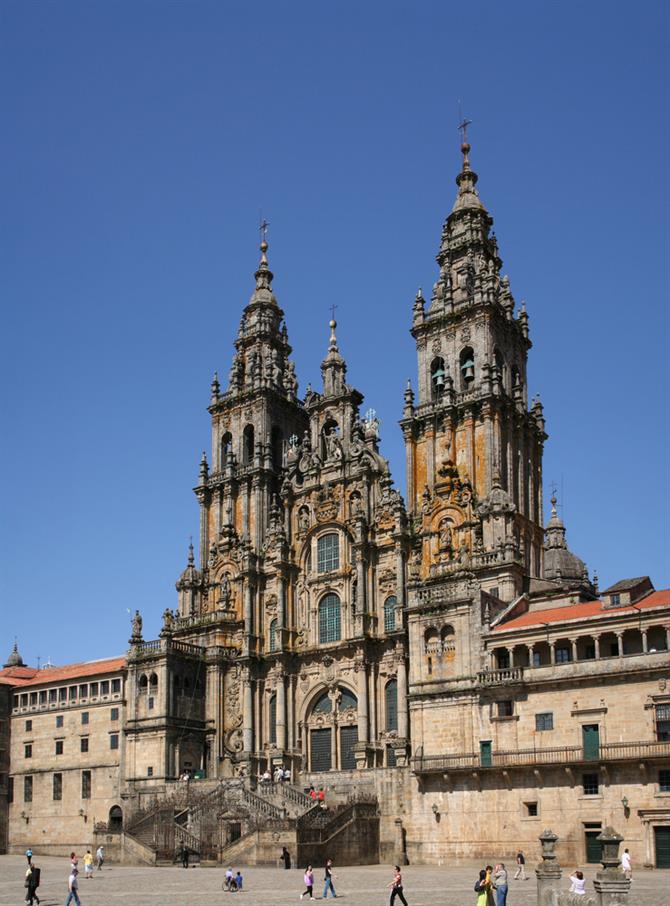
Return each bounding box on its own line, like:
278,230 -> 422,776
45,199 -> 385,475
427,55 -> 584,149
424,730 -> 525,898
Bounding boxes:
108,805 -> 123,833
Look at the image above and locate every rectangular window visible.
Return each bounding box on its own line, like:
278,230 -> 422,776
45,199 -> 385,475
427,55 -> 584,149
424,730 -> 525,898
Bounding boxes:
39,691 -> 47,705
101,681 -> 110,695
582,772 -> 599,796
317,533 -> 339,573
55,740 -> 64,755
90,682 -> 99,697
29,692 -> 37,706
310,728 -> 332,772
8,777 -> 13,804
82,770 -> 91,799
81,712 -> 89,725
340,725 -> 358,771
524,801 -> 538,817
611,594 -> 620,606
20,693 -> 28,707
555,647 -> 571,664
53,773 -> 62,801
111,678 -> 121,694
497,700 -> 514,718
110,733 -> 119,750
386,745 -> 397,768
79,684 -> 88,698
69,686 -> 77,700
659,769 -> 670,793
56,715 -> 64,728
535,712 -> 554,731
147,766 -> 153,777
24,776 -> 33,803
148,697 -> 154,710
110,707 -> 119,721
25,720 -> 32,732
80,737 -> 89,753
49,689 -> 57,704
59,687 -> 67,702
24,744 -> 32,759
656,704 -> 670,741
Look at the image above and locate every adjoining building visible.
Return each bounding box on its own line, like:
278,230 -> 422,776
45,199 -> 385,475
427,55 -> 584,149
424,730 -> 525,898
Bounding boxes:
4,142 -> 669,867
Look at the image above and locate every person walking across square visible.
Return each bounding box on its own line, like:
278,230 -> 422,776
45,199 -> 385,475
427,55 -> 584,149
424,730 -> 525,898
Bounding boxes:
323,859 -> 337,898
514,851 -> 526,880
64,867 -> 81,906
387,865 -> 408,906
300,865 -> 314,900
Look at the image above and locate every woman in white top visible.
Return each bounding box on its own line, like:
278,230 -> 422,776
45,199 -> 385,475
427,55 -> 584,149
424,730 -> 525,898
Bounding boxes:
569,870 -> 586,895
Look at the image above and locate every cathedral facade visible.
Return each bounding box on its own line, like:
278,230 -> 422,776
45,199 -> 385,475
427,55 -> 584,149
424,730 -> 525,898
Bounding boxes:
4,141 -> 670,867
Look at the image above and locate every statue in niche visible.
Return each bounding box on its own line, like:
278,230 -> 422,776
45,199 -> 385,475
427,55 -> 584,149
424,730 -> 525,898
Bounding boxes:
298,507 -> 310,534
220,574 -> 232,608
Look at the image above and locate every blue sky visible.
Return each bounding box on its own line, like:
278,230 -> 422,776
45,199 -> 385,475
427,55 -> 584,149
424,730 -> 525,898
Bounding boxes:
1,1 -> 668,666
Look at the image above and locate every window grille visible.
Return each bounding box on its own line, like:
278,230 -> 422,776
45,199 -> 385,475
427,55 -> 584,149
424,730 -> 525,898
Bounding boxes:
319,594 -> 341,643
317,534 -> 339,573
385,680 -> 398,731
384,596 -> 397,633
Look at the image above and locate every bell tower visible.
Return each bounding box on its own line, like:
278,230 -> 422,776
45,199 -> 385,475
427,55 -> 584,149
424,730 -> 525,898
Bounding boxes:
401,135 -> 547,595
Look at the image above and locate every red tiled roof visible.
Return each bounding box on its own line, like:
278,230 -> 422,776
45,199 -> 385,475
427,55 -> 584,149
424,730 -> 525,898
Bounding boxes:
494,588 -> 670,633
0,666 -> 40,686
14,657 -> 126,687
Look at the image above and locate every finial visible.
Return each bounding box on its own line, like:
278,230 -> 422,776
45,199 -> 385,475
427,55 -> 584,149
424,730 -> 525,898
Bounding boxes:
188,537 -> 194,565
259,218 -> 269,261
328,304 -> 339,352
210,371 -> 220,403
457,106 -> 472,170
550,494 -> 558,516
199,450 -> 209,480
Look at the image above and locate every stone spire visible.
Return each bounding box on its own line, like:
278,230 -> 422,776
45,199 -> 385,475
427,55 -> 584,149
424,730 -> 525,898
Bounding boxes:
544,494 -> 589,587
321,315 -> 347,397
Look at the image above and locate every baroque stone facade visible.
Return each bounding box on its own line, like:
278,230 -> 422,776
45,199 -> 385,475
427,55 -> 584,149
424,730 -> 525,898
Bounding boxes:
3,142 -> 670,867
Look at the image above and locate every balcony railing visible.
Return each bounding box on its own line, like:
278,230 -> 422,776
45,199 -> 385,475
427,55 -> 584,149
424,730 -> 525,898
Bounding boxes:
412,738 -> 670,774
477,667 -> 524,685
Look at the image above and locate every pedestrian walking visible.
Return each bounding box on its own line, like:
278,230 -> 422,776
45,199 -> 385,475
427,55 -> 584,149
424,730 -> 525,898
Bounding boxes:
300,865 -> 314,900
387,865 -> 408,906
64,867 -> 81,906
513,851 -> 526,880
621,848 -> 632,880
224,867 -> 234,890
493,863 -> 508,906
180,845 -> 189,869
83,851 -> 94,879
25,862 -> 40,906
280,846 -> 291,869
25,849 -> 33,865
323,858 -> 337,898
95,847 -> 104,871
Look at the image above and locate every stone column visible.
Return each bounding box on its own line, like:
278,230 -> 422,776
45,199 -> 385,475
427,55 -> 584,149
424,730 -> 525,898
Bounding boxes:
276,673 -> 286,751
594,636 -> 601,659
507,647 -> 514,669
641,629 -> 648,653
394,817 -> 408,866
549,642 -> 556,665
356,659 -> 369,744
357,552 -> 367,614
395,543 -> 405,609
244,580 -> 254,637
593,826 -> 631,905
242,671 -> 253,753
616,632 -> 623,657
571,639 -> 578,662
535,829 -> 561,906
397,652 -> 409,740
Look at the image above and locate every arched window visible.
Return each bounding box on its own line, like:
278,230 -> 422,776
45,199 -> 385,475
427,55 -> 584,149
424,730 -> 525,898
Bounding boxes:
149,673 -> 158,689
385,679 -> 398,731
313,692 -> 332,713
220,432 -> 232,469
460,346 -> 475,388
269,618 -> 278,653
384,596 -> 397,633
242,424 -> 255,466
319,593 -> 341,643
139,674 -> 148,693
271,426 -> 283,471
317,533 -> 339,573
269,694 -> 277,744
431,357 -> 446,398
339,688 -> 357,711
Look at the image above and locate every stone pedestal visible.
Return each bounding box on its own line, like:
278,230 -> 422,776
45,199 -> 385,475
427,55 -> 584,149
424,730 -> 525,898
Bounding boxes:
535,829 -> 562,906
392,738 -> 410,768
593,827 -> 631,906
353,742 -> 372,769
394,817 -> 408,865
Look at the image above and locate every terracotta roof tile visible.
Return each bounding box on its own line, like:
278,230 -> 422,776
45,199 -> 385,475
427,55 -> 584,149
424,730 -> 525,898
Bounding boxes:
494,588 -> 670,633
0,666 -> 40,686
14,657 -> 126,687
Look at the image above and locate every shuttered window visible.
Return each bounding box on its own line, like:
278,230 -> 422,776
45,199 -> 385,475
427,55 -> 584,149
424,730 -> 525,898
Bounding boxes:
310,729 -> 332,772
269,695 -> 277,745
340,726 -> 358,771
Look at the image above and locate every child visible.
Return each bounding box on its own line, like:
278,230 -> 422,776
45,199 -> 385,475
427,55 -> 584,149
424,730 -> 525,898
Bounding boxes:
300,865 -> 314,900
234,871 -> 243,891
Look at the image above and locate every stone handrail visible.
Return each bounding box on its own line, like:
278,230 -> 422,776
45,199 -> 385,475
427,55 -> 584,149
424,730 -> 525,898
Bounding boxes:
236,786 -> 285,820
412,738 -> 670,774
477,667 -> 524,684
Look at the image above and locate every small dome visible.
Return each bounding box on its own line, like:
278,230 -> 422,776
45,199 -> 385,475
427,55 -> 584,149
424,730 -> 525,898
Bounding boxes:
4,642 -> 24,668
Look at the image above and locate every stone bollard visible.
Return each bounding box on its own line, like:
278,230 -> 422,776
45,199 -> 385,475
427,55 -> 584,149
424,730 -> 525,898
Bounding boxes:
394,817 -> 409,865
592,827 -> 631,906
536,829 -> 562,906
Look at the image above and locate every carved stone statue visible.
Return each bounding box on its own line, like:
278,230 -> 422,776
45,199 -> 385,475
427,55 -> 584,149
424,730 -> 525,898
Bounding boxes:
220,574 -> 232,608
131,610 -> 143,641
161,608 -> 174,633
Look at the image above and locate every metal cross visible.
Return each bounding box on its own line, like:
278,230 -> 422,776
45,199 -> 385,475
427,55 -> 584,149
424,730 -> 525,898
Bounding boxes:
549,480 -> 558,500
259,218 -> 269,243
458,115 -> 472,145
330,304 -> 338,321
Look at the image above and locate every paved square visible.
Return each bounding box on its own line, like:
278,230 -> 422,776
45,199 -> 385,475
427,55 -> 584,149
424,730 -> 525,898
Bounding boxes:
0,856 -> 656,906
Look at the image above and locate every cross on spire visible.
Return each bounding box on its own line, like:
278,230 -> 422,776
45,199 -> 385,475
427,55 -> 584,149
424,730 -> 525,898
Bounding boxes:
259,218 -> 269,245
458,115 -> 472,146
330,304 -> 338,322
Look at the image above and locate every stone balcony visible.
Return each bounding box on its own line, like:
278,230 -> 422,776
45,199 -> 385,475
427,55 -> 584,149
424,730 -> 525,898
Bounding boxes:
477,667 -> 524,685
411,738 -> 670,775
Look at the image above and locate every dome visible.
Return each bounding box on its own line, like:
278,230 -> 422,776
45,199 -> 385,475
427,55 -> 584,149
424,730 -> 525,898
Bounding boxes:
4,642 -> 24,668
543,496 -> 589,586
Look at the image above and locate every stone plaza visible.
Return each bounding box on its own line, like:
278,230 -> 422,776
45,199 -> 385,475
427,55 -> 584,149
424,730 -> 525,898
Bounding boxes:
0,855 -> 658,906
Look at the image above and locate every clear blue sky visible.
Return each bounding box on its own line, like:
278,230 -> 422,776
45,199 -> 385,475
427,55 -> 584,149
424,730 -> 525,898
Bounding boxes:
1,1 -> 668,667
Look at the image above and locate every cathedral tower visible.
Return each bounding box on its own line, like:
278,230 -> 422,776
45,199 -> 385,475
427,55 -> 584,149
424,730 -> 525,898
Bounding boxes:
401,137 -> 547,600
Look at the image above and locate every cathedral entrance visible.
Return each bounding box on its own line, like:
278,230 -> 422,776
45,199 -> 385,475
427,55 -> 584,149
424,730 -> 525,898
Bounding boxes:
307,687 -> 358,772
